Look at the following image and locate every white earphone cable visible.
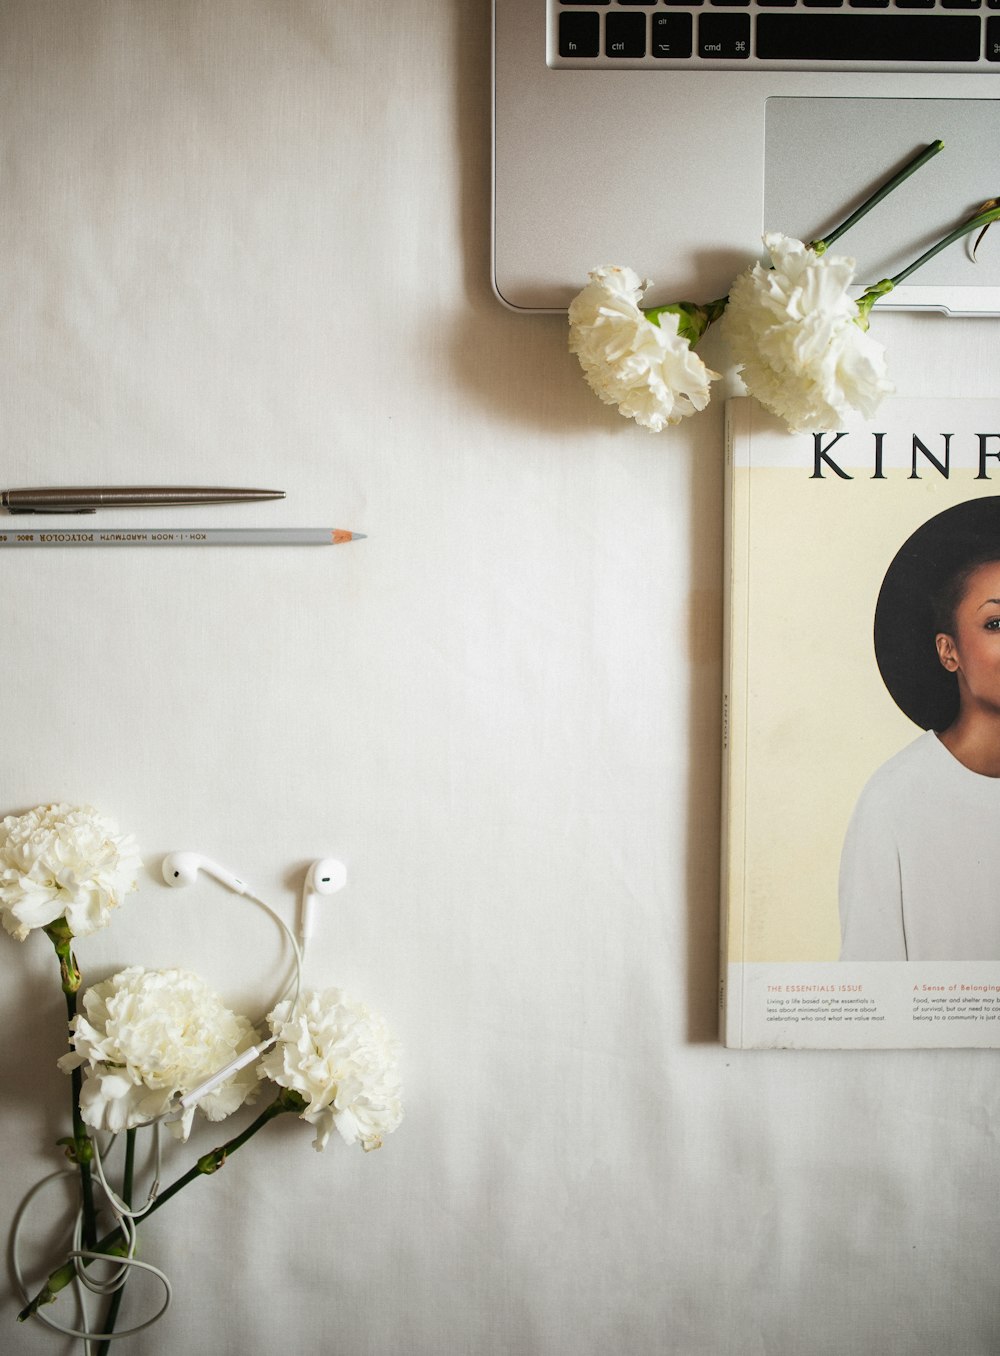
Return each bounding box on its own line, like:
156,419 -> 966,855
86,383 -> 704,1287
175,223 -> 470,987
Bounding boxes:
246,887 -> 305,1024
91,1127 -> 162,1223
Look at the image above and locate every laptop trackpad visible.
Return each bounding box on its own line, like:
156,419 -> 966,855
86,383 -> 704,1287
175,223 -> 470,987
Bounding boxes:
763,97 -> 1000,315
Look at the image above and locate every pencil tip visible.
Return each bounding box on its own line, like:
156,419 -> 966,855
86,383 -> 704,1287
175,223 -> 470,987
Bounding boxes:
351,532 -> 367,540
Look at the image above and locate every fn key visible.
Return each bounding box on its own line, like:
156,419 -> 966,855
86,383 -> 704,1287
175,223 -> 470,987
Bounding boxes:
559,12 -> 600,57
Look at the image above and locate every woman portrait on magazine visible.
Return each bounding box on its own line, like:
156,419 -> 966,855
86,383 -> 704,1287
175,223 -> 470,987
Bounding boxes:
839,496 -> 1000,961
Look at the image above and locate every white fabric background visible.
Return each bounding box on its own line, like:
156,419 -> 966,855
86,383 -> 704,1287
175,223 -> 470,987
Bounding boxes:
2,3 -> 999,1353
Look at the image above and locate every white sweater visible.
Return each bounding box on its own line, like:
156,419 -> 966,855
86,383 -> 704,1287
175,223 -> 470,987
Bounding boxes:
839,730 -> 1000,961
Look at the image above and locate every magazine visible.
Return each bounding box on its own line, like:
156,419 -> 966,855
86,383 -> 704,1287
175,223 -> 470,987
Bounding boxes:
721,396 -> 1000,1048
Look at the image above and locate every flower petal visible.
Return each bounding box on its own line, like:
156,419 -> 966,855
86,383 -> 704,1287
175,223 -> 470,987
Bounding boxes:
721,234 -> 893,433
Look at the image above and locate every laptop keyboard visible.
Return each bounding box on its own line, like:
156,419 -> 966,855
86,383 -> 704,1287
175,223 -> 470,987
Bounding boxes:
553,0 -> 1000,69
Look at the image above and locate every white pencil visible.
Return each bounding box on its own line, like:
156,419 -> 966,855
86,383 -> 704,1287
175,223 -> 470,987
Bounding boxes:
0,528 -> 365,547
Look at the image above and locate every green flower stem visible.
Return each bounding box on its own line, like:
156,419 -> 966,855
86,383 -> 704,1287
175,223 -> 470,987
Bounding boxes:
17,1090 -> 305,1324
644,295 -> 729,345
123,1129 -> 137,1203
44,921 -> 97,1252
856,199 -> 1000,319
810,140 -> 945,254
44,920 -> 81,994
94,1130 -> 136,1356
886,199 -> 1000,286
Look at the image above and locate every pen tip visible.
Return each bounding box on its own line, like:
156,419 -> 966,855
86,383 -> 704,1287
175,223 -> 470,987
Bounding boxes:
331,530 -> 367,544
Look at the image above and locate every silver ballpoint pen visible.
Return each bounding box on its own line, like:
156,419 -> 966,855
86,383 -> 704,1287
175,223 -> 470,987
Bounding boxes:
0,486 -> 285,514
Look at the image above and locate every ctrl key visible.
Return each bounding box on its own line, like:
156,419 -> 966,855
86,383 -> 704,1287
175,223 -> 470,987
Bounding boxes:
698,12 -> 751,55
653,12 -> 694,56
559,11 -> 600,57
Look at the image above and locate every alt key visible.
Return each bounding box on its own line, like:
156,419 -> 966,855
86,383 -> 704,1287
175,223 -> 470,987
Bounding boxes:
653,12 -> 694,54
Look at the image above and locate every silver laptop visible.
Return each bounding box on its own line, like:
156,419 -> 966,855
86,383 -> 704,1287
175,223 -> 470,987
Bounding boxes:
492,1 -> 1000,314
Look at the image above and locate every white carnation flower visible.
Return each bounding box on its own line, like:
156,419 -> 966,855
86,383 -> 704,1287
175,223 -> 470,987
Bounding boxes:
568,266 -> 718,432
259,988 -> 403,1152
58,966 -> 261,1139
0,803 -> 141,941
721,232 -> 893,433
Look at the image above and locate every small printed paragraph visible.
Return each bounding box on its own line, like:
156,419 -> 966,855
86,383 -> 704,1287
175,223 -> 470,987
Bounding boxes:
765,986 -> 883,1025
912,984 -> 1000,1023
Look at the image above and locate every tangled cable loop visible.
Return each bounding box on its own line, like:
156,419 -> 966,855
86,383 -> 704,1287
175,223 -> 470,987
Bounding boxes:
12,1166 -> 172,1349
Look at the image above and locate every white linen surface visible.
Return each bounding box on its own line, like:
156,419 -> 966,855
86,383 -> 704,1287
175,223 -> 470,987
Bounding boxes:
2,3 -> 998,1353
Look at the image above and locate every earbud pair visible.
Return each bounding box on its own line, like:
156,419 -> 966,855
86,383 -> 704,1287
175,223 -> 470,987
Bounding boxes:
160,851 -> 346,942
160,849 -> 347,1109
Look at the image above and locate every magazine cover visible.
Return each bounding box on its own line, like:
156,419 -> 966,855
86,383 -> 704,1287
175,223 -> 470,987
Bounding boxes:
721,396 -> 1000,1049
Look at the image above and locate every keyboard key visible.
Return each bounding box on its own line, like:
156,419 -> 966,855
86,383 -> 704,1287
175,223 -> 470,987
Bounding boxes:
652,11 -> 694,54
989,13 -> 1000,50
699,13 -> 751,55
941,1 -> 981,9
559,12 -> 600,56
606,11 -> 646,55
756,14 -> 982,59
895,1 -> 935,8
711,0 -> 750,7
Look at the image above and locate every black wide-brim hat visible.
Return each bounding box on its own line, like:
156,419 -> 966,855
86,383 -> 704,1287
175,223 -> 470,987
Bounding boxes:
874,496 -> 1000,731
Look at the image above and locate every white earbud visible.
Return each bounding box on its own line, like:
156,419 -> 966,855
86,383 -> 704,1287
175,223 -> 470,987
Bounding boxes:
161,851 -> 250,896
300,857 -> 346,942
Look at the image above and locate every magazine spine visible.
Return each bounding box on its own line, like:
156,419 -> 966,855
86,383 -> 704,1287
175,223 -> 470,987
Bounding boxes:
719,400 -> 750,1048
